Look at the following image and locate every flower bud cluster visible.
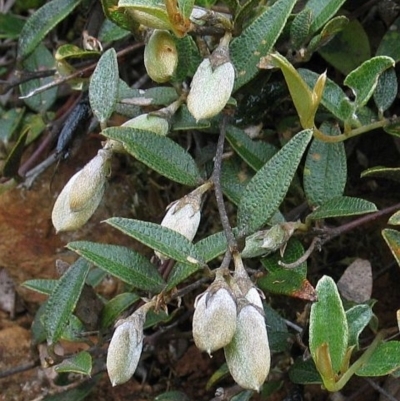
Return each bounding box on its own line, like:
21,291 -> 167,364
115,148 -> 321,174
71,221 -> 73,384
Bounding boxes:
51,148 -> 112,232
192,267 -> 271,391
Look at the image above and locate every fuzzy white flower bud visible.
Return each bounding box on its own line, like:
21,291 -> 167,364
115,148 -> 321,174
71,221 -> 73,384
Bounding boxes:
106,311 -> 146,386
193,277 -> 237,356
187,34 -> 235,121
51,148 -> 112,232
155,184 -> 208,261
224,300 -> 270,391
144,30 -> 178,83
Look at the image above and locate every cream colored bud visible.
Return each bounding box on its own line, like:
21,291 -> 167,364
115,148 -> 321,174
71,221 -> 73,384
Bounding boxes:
106,312 -> 145,386
155,189 -> 202,261
187,58 -> 235,121
193,285 -> 237,356
224,302 -> 270,391
122,113 -> 169,136
144,30 -> 178,83
51,149 -> 112,232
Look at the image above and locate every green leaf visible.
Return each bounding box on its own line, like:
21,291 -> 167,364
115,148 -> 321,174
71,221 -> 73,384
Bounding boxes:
55,351 -> 92,376
98,18 -> 131,42
310,276 -> 348,374
102,127 -> 202,186
298,68 -> 354,122
2,128 -> 28,178
304,122 -> 347,207
258,239 -> 316,301
226,125 -> 277,171
0,108 -> 25,142
259,52 -> 325,129
230,0 -> 297,91
178,0 -> 195,19
166,230 -> 232,290
18,0 -> 82,60
19,44 -> 57,113
230,390 -> 254,401
361,166 -> 400,183
21,279 -> 58,295
221,157 -> 250,206
100,0 -> 139,32
172,35 -> 202,82
318,19 -> 370,75
44,258 -> 90,344
55,44 -> 100,62
171,104 -> 211,131
0,13 -> 25,39
67,241 -> 165,292
306,196 -> 377,220
289,358 -> 322,384
373,68 -> 398,113
376,16 -> 400,62
356,342 -> 400,376
264,304 -> 289,352
290,9 -> 313,48
344,56 -> 395,108
118,0 -> 172,30
106,217 -> 204,266
382,228 -> 400,268
303,0 -> 346,34
237,129 -> 313,236
100,292 -> 140,329
388,210 -> 400,225
346,304 -> 373,349
89,48 -> 119,124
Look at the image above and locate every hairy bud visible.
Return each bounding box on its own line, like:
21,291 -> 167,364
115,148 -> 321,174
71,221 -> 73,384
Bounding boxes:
193,277 -> 237,355
224,300 -> 270,391
144,30 -> 178,83
106,310 -> 146,386
155,184 -> 210,260
51,148 -> 112,232
242,223 -> 298,258
187,34 -> 235,121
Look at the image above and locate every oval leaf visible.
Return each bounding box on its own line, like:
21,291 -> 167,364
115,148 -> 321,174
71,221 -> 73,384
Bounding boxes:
106,217 -> 204,266
55,351 -> 92,376
44,258 -> 90,344
68,241 -> 165,292
100,292 -> 140,329
237,129 -> 313,236
307,196 -> 377,220
102,127 -> 202,186
310,276 -> 348,374
304,123 -> 347,207
346,304 -> 373,349
356,342 -> 400,376
89,48 -> 119,124
230,0 -> 297,91
303,0 -> 346,34
344,56 -> 395,108
22,279 -> 58,295
18,0 -> 82,60
373,68 -> 398,113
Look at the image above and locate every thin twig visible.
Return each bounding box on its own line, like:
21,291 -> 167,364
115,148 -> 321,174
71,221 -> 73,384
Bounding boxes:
19,43 -> 144,100
278,237 -> 320,269
364,378 -> 399,401
0,361 -> 38,379
211,115 -> 237,253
